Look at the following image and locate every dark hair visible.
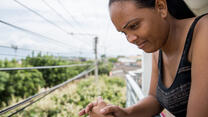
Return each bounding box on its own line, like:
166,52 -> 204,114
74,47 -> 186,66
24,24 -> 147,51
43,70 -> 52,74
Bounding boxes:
109,0 -> 195,19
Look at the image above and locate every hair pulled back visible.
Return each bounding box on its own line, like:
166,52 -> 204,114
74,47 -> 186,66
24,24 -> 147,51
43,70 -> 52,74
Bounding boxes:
109,0 -> 195,19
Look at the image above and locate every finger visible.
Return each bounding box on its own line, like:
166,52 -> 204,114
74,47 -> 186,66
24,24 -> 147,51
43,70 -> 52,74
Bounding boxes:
94,99 -> 98,106
107,103 -> 113,106
85,101 -> 97,114
85,103 -> 93,113
100,105 -> 119,115
97,96 -> 103,104
78,109 -> 86,116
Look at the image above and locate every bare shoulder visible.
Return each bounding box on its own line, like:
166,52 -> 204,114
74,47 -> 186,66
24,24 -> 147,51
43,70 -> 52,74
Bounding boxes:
194,14 -> 208,37
190,14 -> 208,61
197,14 -> 208,25
191,14 -> 208,75
186,14 -> 208,117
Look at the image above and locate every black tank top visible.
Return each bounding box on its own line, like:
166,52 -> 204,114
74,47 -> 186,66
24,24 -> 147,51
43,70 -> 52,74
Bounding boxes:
156,14 -> 207,117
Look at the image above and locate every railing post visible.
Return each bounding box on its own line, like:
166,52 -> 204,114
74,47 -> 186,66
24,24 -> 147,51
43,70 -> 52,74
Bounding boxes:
142,52 -> 152,96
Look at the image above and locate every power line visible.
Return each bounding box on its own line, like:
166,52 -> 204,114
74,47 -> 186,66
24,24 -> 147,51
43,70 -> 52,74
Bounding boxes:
69,32 -> 96,37
40,0 -> 95,48
56,0 -> 98,37
56,0 -> 93,36
57,0 -> 81,27
0,45 -> 78,56
14,0 -> 70,34
0,67 -> 95,116
11,0 -> 95,54
0,20 -> 79,50
0,53 -> 26,58
0,44 -> 93,59
0,52 -> 77,60
42,0 -> 75,29
14,0 -> 96,40
0,63 -> 92,71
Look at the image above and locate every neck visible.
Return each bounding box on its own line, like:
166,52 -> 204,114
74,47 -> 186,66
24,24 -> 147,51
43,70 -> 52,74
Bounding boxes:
161,17 -> 188,57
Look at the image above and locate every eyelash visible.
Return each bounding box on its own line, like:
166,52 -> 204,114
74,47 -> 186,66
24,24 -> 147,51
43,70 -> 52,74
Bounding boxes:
129,23 -> 139,30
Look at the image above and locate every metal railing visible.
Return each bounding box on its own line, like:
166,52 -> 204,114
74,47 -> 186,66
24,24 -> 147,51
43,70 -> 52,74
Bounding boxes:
0,63 -> 91,71
126,69 -> 163,117
0,67 -> 95,116
126,69 -> 143,107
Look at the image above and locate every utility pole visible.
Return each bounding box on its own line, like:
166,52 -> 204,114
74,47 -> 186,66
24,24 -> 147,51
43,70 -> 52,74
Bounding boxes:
94,36 -> 98,80
11,45 -> 18,58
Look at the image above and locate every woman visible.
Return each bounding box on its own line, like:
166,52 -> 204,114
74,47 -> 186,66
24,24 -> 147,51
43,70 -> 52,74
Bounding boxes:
79,0 -> 208,116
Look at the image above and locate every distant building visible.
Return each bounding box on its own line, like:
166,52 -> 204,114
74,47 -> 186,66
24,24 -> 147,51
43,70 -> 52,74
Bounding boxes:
117,55 -> 141,67
110,55 -> 142,78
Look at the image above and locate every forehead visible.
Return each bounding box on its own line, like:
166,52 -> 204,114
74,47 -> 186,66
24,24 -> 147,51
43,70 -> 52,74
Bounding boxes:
109,1 -> 138,18
109,1 -> 137,28
109,1 -> 144,30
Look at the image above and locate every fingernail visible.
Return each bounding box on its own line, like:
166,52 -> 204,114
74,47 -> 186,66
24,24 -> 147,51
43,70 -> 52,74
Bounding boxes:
100,109 -> 105,113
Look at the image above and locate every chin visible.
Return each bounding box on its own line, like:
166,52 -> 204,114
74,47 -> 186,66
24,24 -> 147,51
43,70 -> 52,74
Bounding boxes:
142,47 -> 158,53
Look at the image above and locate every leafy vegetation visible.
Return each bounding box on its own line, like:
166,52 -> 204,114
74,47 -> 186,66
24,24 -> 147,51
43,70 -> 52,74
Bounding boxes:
108,57 -> 118,63
0,54 -> 115,107
98,61 -> 113,75
2,76 -> 126,117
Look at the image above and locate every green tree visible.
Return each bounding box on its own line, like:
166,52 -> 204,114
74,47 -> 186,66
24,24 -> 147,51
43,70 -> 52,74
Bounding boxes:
0,72 -> 10,105
108,57 -> 118,63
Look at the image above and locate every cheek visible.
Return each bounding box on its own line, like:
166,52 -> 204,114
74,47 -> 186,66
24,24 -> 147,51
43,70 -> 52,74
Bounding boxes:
136,22 -> 151,39
149,20 -> 169,47
140,23 -> 166,52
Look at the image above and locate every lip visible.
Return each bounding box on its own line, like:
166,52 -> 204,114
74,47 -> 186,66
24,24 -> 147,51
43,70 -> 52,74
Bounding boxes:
136,40 -> 147,49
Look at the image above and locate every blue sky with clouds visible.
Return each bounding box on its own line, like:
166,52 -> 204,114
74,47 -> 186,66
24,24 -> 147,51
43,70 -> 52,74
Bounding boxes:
0,0 -> 143,59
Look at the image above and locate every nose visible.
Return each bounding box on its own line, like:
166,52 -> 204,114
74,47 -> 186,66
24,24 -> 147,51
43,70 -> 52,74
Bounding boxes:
126,34 -> 138,44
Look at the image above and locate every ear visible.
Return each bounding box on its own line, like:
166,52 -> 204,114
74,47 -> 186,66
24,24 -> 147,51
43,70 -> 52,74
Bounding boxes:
155,0 -> 168,18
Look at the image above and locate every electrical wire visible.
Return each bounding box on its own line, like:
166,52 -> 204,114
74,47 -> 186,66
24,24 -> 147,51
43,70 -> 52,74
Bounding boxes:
13,0 -> 93,51
0,20 -> 68,47
42,0 -> 75,29
0,53 -> 26,58
57,0 -> 81,27
41,0 -> 95,48
14,0 -> 70,34
0,20 -> 84,52
14,0 -> 94,50
56,0 -> 97,37
0,44 -> 79,57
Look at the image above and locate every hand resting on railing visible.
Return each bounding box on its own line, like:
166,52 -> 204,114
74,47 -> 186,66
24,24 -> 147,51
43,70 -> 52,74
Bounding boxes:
79,96 -> 128,117
89,100 -> 113,117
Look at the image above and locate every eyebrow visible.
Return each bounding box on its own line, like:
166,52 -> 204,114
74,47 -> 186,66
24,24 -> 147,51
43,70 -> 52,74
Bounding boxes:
122,18 -> 141,29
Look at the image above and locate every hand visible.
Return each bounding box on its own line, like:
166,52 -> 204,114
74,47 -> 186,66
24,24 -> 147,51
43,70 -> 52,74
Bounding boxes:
99,105 -> 129,117
89,99 -> 113,117
79,96 -> 107,116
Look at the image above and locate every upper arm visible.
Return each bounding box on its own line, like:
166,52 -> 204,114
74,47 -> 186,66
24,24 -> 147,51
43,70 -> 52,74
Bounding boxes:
147,51 -> 164,113
187,16 -> 208,117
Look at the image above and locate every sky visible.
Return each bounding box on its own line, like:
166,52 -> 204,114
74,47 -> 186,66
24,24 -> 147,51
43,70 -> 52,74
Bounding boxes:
0,0 -> 143,59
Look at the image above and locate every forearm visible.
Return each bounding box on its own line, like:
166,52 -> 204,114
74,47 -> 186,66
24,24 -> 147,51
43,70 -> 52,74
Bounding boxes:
124,95 -> 163,117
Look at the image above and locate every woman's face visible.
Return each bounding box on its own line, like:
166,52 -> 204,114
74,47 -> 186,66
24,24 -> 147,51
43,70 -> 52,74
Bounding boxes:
109,1 -> 169,53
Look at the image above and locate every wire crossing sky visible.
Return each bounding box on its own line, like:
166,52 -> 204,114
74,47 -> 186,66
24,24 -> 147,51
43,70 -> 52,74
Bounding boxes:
0,0 -> 142,59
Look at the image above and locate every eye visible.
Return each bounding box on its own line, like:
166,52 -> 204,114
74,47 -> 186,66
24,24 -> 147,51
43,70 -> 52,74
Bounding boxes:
129,23 -> 138,30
